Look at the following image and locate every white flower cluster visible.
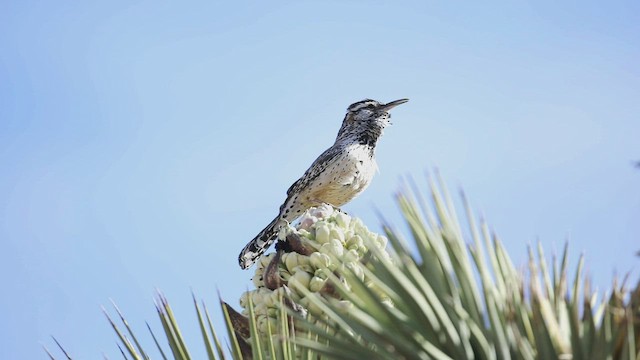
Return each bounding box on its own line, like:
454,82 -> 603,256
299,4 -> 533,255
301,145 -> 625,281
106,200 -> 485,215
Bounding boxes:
239,204 -> 391,334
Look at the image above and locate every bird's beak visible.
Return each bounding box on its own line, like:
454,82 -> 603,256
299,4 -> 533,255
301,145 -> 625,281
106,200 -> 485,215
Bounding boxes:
381,98 -> 409,111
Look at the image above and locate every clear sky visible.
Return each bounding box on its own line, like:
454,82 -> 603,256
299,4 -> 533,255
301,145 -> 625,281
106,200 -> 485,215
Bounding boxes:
1,0 -> 639,358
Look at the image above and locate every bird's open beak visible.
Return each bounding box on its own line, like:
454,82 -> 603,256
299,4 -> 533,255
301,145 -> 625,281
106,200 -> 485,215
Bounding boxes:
381,98 -> 409,111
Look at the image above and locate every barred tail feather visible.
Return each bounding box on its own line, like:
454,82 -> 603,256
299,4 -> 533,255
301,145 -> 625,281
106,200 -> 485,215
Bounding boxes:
239,217 -> 286,269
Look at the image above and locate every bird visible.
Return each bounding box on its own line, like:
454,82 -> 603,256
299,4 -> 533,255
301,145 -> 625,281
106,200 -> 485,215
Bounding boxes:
238,98 -> 409,269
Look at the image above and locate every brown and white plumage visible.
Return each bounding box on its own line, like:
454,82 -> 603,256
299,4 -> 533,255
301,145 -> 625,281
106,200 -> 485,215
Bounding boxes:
238,98 -> 408,269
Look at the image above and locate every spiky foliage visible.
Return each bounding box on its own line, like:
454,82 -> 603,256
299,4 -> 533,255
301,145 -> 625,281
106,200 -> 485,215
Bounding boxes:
289,176 -> 640,359
47,176 -> 639,359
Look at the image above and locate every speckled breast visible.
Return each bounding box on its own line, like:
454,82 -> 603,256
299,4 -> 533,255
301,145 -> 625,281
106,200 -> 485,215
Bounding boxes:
306,144 -> 377,207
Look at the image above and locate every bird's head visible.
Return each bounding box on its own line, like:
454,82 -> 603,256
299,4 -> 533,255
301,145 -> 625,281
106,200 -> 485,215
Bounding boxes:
336,98 -> 408,144
346,98 -> 409,126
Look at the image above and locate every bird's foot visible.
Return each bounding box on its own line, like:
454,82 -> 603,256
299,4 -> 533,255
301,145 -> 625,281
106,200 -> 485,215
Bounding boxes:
332,206 -> 348,215
316,201 -> 348,215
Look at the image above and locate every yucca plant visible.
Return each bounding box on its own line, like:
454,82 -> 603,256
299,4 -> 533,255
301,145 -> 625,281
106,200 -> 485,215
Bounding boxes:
285,175 -> 640,359
47,174 -> 639,359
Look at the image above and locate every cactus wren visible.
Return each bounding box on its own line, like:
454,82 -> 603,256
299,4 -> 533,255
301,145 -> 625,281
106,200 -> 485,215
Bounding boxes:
238,98 -> 409,269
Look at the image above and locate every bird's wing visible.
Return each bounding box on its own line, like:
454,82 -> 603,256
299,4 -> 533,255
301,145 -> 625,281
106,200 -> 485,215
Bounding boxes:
285,146 -> 340,197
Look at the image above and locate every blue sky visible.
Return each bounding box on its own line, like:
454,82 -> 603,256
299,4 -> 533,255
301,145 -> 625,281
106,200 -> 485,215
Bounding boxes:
1,0 -> 639,358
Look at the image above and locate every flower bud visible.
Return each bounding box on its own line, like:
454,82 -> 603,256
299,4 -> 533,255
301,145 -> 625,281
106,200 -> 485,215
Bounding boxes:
343,249 -> 359,263
284,252 -> 300,272
252,274 -> 264,288
315,224 -> 331,244
335,212 -> 350,228
309,276 -> 326,292
329,227 -> 345,243
310,252 -> 331,269
289,270 -> 311,289
375,234 -> 388,249
346,235 -> 364,251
